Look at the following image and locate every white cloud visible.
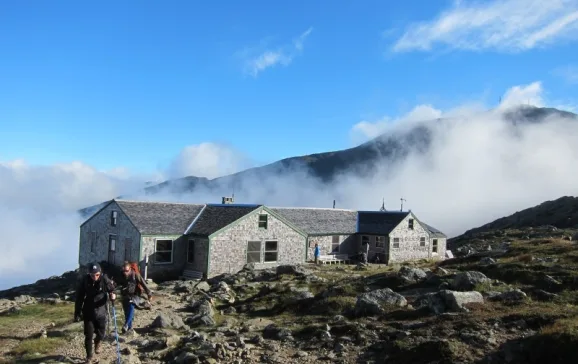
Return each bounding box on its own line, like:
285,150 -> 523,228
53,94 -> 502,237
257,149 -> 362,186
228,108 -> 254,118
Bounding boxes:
392,0 -> 578,53
553,65 -> 578,84
241,27 -> 313,77
167,142 -> 252,179
498,81 -> 545,109
352,81 -> 550,142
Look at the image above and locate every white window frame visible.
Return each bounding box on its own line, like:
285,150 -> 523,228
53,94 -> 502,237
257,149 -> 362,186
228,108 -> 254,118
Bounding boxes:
376,236 -> 386,248
246,240 -> 262,263
109,234 -> 117,251
110,211 -> 118,226
408,218 -> 414,230
264,240 -> 278,263
331,235 -> 340,253
392,237 -> 400,249
154,238 -> 174,264
187,239 -> 195,264
432,239 -> 439,253
258,214 -> 268,229
420,237 -> 426,247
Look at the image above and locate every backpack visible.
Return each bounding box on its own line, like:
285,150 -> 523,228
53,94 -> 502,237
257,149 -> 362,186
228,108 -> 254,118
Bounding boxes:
128,261 -> 145,295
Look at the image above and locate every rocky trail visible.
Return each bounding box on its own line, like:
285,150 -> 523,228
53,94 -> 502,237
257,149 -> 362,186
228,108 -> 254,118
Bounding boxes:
2,227 -> 578,363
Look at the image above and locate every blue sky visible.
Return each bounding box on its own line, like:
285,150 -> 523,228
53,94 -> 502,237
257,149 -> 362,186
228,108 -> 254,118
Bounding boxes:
1,0 -> 577,177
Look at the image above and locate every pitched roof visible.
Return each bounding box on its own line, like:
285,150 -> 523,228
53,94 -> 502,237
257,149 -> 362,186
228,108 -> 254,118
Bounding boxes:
357,211 -> 410,234
115,200 -> 205,235
187,204 -> 261,237
421,222 -> 447,238
269,207 -> 358,235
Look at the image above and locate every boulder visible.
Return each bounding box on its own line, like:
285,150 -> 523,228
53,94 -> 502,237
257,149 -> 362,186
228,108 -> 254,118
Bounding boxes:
397,266 -> 428,284
354,288 -> 407,316
452,271 -> 491,290
151,312 -> 186,330
276,265 -> 309,276
416,290 -> 484,314
488,289 -> 527,303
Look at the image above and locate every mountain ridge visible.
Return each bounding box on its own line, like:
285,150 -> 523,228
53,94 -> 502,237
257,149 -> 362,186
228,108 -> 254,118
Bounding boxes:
79,106 -> 578,218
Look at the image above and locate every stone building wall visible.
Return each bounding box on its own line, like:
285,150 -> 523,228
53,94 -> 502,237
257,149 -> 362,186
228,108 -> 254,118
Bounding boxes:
78,201 -> 140,269
209,207 -> 306,277
306,235 -> 358,261
388,212 -> 432,263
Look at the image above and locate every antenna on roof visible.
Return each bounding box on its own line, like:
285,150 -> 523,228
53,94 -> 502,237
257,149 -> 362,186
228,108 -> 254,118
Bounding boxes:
333,200 -> 336,209
380,198 -> 386,212
400,197 -> 406,212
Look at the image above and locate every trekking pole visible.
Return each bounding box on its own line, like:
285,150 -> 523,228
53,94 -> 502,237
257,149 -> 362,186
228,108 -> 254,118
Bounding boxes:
110,301 -> 122,364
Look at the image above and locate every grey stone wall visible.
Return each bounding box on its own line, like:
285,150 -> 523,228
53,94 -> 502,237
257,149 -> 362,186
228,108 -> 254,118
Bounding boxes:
209,207 -> 306,277
184,237 -> 209,274
306,234 -> 357,261
430,237 -> 447,261
78,201 -> 140,269
357,234 -> 390,262
141,234 -> 187,281
388,212 -> 432,263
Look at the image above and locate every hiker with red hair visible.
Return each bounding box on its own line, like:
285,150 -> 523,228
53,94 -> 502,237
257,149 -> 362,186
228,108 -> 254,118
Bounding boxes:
118,261 -> 152,334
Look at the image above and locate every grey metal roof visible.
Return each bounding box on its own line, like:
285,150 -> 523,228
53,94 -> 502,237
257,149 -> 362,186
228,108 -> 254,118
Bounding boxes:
421,222 -> 447,238
357,211 -> 410,235
187,204 -> 261,237
269,207 -> 357,235
116,200 -> 205,235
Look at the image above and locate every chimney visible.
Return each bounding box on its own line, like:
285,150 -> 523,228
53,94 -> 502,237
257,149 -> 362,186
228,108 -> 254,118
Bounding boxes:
333,200 -> 336,208
222,196 -> 234,204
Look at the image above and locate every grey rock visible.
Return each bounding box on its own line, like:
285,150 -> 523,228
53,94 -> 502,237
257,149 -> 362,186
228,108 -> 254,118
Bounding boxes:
398,266 -> 427,283
452,271 -> 491,290
354,288 -> 407,316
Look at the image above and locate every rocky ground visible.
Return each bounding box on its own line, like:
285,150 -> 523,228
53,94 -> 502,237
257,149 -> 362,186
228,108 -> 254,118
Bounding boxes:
2,230 -> 578,363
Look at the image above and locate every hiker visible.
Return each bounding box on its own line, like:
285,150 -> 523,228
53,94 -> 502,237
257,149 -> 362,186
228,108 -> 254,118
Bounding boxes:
74,262 -> 116,363
314,243 -> 320,264
119,261 -> 153,334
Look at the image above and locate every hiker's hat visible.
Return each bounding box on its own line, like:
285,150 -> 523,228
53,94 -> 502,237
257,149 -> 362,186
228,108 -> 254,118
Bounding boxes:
88,262 -> 102,274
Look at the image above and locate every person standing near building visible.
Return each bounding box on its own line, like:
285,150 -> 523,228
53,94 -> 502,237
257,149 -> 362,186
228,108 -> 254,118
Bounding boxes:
118,261 -> 152,334
314,243 -> 321,264
74,263 -> 116,363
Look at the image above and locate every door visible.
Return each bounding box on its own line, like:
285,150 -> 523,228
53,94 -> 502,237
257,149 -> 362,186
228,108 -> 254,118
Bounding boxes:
108,235 -> 117,265
186,239 -> 195,266
124,238 -> 132,262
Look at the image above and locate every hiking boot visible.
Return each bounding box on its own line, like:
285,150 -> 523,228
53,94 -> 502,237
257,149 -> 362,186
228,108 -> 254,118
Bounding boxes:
85,355 -> 94,363
121,325 -> 128,334
94,340 -> 101,354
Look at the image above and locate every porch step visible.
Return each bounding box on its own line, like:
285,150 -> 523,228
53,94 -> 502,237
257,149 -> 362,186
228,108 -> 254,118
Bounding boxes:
181,269 -> 203,280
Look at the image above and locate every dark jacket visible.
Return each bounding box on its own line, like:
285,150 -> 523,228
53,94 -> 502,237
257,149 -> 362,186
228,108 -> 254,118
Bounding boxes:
74,274 -> 116,319
120,270 -> 152,299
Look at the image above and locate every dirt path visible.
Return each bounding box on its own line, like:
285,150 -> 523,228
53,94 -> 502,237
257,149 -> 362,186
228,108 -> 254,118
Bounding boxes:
50,294 -> 175,364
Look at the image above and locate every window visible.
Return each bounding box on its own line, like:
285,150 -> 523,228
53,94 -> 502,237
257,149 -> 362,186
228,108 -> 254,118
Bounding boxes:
331,235 -> 340,253
155,239 -> 173,264
247,241 -> 261,263
258,214 -> 268,229
109,235 -> 117,251
432,239 -> 438,253
376,236 -> 386,248
420,237 -> 426,247
110,211 -> 118,226
90,231 -> 96,253
264,241 -> 278,262
361,235 -> 370,245
408,219 -> 414,230
393,237 -> 400,248
187,239 -> 195,264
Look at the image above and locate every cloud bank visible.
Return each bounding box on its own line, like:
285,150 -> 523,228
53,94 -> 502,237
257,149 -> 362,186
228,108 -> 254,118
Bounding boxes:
2,81 -> 578,290
391,0 -> 578,53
